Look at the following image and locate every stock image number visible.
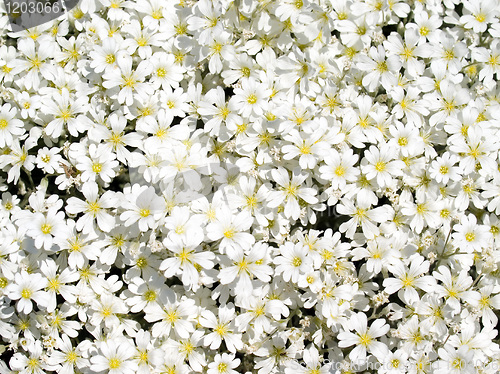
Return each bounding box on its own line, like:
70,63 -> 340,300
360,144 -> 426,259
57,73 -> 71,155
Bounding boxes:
5,0 -> 61,14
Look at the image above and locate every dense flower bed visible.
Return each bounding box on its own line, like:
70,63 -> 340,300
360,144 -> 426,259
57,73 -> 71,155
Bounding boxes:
1,0 -> 500,373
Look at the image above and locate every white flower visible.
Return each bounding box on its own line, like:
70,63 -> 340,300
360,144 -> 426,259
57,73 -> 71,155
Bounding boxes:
102,53 -> 152,106
25,209 -> 67,250
282,129 -> 329,169
429,152 -> 461,184
319,149 -> 359,190
267,167 -> 318,221
0,103 -> 24,148
6,271 -> 48,314
274,242 -> 312,283
230,78 -> 271,118
149,52 -> 185,90
89,37 -> 122,73
200,303 -> 242,353
76,143 -> 119,184
144,288 -> 196,339
357,45 -> 402,91
46,334 -> 90,374
44,88 -> 89,138
460,0 -> 498,33
40,259 -> 79,313
66,182 -> 116,234
161,230 -> 215,289
361,144 -> 405,188
383,255 -> 436,303
90,338 -> 138,374
337,198 -> 392,239
435,346 -> 474,374
120,185 -> 164,232
452,214 -> 489,253
206,208 -> 255,256
35,147 -> 64,174
338,312 -> 390,364
10,342 -> 53,374
207,353 -> 240,374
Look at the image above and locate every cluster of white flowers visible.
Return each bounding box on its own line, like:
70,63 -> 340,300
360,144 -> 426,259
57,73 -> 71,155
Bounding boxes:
1,0 -> 500,372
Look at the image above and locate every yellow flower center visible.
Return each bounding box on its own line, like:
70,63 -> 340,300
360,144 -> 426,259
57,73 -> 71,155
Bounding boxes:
92,162 -> 102,173
123,76 -> 136,88
416,203 -> 427,215
451,358 -> 464,369
299,144 -> 311,154
376,61 -> 388,72
108,358 -> 121,369
88,202 -> 101,213
139,208 -> 150,217
219,106 -> 230,119
112,235 -> 125,248
337,12 -> 348,20
335,165 -> 345,176
444,49 -> 455,61
223,229 -> 235,239
215,323 -> 228,336
488,55 -> 499,66
479,296 -> 490,307
292,256 -> 302,267
218,362 -> 228,372
247,94 -> 258,104
134,350 -> 146,363
465,232 -> 475,242
440,209 -> 450,218
0,119 -> 8,129
398,137 -> 408,146
66,350 -> 78,363
181,341 -> 194,354
28,358 -> 40,370
41,223 -> 52,234
21,288 -> 32,299
401,274 -> 414,287
246,196 -> 257,208
166,310 -> 178,323
358,333 -> 372,347
357,25 -> 366,35
307,369 -> 320,374
284,184 -> 298,197
157,67 -> 166,78
475,13 -> 486,22
402,46 -> 413,60
136,257 -> 148,268
179,248 -> 193,262
151,9 -> 162,19
375,161 -> 386,172
143,289 -> 157,302
418,26 -> 430,37
101,306 -> 112,317
212,43 -> 223,54
105,54 -> 115,64
174,51 -> 186,63
136,37 -> 148,47
48,277 -> 60,291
